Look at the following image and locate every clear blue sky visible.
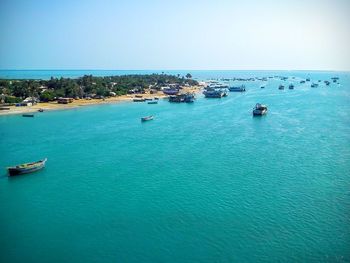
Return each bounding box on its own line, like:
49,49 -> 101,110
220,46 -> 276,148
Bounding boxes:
0,0 -> 349,70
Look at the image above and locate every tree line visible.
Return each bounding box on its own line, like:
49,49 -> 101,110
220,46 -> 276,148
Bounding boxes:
0,73 -> 197,103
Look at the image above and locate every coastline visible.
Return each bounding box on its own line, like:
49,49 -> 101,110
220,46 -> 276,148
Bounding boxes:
0,86 -> 202,116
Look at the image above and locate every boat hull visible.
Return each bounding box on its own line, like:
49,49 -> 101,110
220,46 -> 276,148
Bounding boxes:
8,159 -> 47,176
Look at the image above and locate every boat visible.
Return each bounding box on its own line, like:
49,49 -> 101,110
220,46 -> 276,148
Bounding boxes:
253,103 -> 268,116
324,80 -> 330,86
260,86 -> 265,89
311,83 -> 318,88
168,93 -> 195,103
38,108 -> 44,112
306,78 -> 310,82
278,85 -> 285,90
141,116 -> 154,122
203,88 -> 227,98
162,88 -> 179,95
7,158 -> 47,176
22,114 -> 34,117
300,80 -> 306,84
144,98 -> 153,101
288,84 -> 294,89
147,101 -> 158,104
133,98 -> 145,102
228,85 -> 246,92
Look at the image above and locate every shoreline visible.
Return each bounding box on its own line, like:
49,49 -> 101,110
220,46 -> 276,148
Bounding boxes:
0,86 -> 202,116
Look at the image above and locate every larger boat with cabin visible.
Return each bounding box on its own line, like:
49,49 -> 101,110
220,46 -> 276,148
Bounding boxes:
203,88 -> 227,98
7,158 -> 47,176
253,103 -> 268,116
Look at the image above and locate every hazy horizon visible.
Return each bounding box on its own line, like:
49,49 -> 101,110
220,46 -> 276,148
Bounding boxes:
1,0 -> 349,71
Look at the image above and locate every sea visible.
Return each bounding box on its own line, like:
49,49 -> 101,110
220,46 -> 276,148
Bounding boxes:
0,70 -> 349,263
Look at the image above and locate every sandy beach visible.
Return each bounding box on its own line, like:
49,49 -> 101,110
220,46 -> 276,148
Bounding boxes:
0,86 -> 201,116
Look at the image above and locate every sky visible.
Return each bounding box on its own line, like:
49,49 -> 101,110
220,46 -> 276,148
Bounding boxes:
0,0 -> 349,70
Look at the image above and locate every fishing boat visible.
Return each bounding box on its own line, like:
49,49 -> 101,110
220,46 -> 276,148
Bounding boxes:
288,84 -> 294,89
162,88 -> 179,95
203,88 -> 227,98
228,85 -> 246,92
7,158 -> 47,176
278,85 -> 285,90
133,98 -> 145,102
22,114 -> 34,117
147,101 -> 158,104
168,93 -> 195,103
141,116 -> 154,122
253,103 -> 268,116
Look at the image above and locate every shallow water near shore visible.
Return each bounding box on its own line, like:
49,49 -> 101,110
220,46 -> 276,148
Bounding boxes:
0,71 -> 350,262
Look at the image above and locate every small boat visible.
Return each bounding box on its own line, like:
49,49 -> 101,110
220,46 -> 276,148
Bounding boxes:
133,98 -> 145,102
278,85 -> 285,90
147,101 -> 158,104
144,98 -> 153,101
260,86 -> 265,89
288,84 -> 294,89
306,78 -> 310,82
311,83 -> 318,88
7,158 -> 47,176
22,114 -> 34,117
228,85 -> 246,92
300,80 -> 306,84
324,80 -> 330,86
253,103 -> 268,116
154,97 -> 159,100
38,108 -> 44,112
141,116 -> 154,122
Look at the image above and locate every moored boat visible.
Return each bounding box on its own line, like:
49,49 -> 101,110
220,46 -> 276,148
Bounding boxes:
203,88 -> 227,98
133,98 -> 145,102
168,93 -> 195,103
278,85 -> 285,90
38,108 -> 44,112
141,115 -> 154,122
288,84 -> 294,89
22,114 -> 34,117
228,85 -> 246,92
311,83 -> 318,88
253,103 -> 267,116
7,158 -> 47,176
147,101 -> 158,104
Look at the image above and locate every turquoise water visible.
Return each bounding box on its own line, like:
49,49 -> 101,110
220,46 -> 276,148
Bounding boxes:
0,71 -> 350,262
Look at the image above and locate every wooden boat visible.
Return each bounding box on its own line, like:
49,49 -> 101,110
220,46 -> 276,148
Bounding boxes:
148,101 -> 158,104
7,158 -> 47,176
133,98 -> 145,102
141,116 -> 154,122
22,114 -> 34,117
253,103 -> 268,116
228,85 -> 246,92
